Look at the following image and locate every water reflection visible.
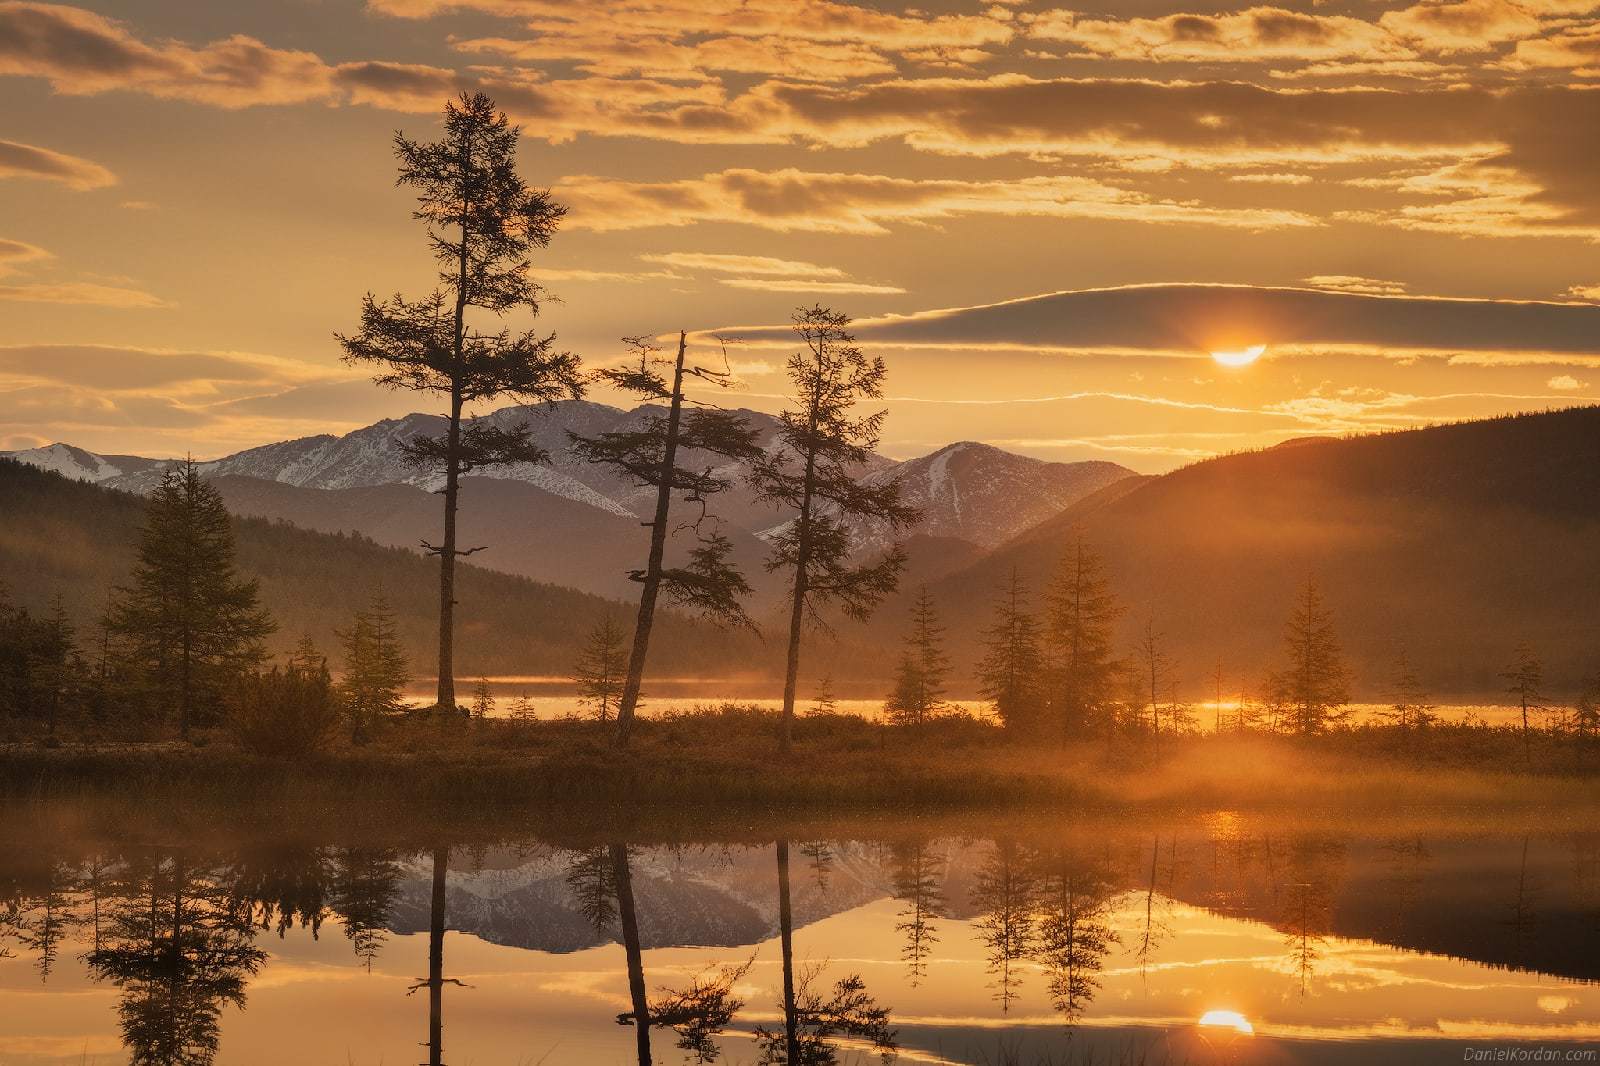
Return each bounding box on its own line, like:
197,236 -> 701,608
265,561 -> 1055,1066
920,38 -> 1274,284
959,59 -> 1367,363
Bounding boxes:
1,815 -> 1597,1064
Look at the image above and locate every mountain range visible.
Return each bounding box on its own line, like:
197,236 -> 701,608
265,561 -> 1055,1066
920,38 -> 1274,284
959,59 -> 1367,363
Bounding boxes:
5,404 -> 1598,697
1,402 -> 1134,600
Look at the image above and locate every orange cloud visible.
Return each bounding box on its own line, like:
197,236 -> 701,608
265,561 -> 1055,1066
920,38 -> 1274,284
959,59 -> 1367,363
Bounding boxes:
1028,7 -> 1406,63
0,280 -> 170,307
557,167 -> 1317,234
0,137 -> 115,189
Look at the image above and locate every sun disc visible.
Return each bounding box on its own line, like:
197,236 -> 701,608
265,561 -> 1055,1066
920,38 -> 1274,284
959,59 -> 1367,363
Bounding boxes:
1211,344 -> 1266,367
1198,1009 -> 1255,1035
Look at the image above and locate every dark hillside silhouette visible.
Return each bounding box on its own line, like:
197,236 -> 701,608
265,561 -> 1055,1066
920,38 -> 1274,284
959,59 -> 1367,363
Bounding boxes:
858,407 -> 1600,697
0,459 -> 758,680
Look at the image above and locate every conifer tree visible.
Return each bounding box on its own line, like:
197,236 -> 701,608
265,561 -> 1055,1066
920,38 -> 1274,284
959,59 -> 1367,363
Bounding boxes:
105,461 -> 274,739
1281,577 -> 1350,735
573,617 -> 627,724
1503,642 -> 1547,754
32,596 -> 75,737
1044,534 -> 1122,740
976,569 -> 1045,734
471,677 -> 494,720
750,306 -> 920,752
809,673 -> 837,717
1381,647 -> 1434,731
289,635 -> 325,675
889,840 -> 947,986
337,92 -> 584,712
1574,668 -> 1600,744
337,595 -> 410,744
569,332 -> 762,746
885,587 -> 949,727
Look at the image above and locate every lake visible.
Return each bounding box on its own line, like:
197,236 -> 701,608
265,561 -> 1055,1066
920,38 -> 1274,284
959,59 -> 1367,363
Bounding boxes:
1,806 -> 1596,1064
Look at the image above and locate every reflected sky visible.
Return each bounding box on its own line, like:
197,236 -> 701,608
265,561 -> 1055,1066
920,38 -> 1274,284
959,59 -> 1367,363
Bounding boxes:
1,825 -> 1596,1065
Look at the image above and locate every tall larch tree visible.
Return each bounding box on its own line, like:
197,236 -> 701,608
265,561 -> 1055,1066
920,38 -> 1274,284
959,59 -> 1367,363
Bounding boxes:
1044,534 -> 1122,741
337,92 -> 584,712
750,306 -> 920,753
569,333 -> 763,747
976,569 -> 1045,734
1136,617 -> 1173,748
337,595 -> 410,744
105,461 -> 275,739
1281,577 -> 1351,735
885,586 -> 949,727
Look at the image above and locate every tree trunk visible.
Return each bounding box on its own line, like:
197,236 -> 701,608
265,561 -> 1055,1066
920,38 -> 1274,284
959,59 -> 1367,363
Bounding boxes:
776,839 -> 800,1066
436,387 -> 464,711
179,631 -> 192,741
610,843 -> 652,1066
778,446 -> 819,755
427,845 -> 448,1066
616,332 -> 687,749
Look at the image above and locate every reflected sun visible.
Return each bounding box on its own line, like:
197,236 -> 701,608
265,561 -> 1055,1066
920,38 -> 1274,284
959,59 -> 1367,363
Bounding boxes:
1211,344 -> 1266,367
1198,1009 -> 1255,1035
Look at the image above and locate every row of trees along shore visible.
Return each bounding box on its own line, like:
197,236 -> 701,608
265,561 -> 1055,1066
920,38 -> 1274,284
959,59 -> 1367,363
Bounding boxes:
4,91 -> 1598,756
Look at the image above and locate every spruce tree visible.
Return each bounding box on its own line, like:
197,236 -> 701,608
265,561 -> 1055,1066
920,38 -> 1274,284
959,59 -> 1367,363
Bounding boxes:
569,332 -> 762,746
1502,642 -> 1547,755
976,569 -> 1045,734
1043,534 -> 1122,740
573,617 -> 627,724
884,586 -> 949,727
471,677 -> 494,720
1281,577 -> 1350,735
105,461 -> 274,739
337,595 -> 410,744
1137,617 -> 1172,747
337,92 -> 584,712
1381,647 -> 1434,731
749,306 -> 920,753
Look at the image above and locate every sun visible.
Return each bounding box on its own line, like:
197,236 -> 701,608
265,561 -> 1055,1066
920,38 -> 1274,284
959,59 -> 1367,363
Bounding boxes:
1198,1009 -> 1255,1035
1211,344 -> 1266,367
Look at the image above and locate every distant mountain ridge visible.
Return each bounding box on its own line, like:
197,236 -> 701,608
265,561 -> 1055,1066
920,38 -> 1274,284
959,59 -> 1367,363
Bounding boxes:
3,402 -> 1136,599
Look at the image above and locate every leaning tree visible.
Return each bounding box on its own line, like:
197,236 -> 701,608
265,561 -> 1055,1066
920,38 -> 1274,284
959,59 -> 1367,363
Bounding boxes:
338,92 -> 583,711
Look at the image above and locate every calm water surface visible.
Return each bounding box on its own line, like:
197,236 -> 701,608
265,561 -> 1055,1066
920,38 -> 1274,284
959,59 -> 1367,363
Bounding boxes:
2,808 -> 1597,1064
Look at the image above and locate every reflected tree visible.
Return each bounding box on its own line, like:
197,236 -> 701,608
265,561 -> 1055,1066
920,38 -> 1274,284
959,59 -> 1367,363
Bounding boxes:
642,957 -> 752,1064
227,843 -> 332,939
764,840 -> 896,1065
18,852 -> 82,981
1033,849 -> 1118,1028
407,846 -> 463,1066
799,842 -> 835,894
566,846 -> 619,937
87,850 -> 266,1066
1278,836 -> 1346,996
1132,836 -> 1173,981
330,846 -> 403,971
611,842 -> 655,1066
971,839 -> 1038,1012
888,840 -> 947,986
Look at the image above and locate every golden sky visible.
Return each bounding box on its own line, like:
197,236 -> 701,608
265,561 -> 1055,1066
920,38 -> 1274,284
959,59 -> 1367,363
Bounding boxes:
2,0 -> 1599,470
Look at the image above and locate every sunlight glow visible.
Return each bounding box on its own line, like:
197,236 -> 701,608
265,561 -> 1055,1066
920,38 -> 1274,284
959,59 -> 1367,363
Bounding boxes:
1211,344 -> 1267,367
1198,1009 -> 1255,1035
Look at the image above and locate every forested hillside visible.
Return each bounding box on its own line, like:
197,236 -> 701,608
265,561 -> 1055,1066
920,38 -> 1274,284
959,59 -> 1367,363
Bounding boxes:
0,460 -> 764,679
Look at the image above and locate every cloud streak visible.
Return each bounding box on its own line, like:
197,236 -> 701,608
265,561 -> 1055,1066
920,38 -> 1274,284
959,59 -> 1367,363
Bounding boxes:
0,137 -> 115,189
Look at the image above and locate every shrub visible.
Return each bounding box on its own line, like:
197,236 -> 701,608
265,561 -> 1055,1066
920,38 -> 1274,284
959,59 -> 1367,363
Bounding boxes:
227,664 -> 338,758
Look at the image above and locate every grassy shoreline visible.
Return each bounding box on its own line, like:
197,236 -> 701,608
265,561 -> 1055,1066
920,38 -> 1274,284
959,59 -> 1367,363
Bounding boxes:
5,707 -> 1598,823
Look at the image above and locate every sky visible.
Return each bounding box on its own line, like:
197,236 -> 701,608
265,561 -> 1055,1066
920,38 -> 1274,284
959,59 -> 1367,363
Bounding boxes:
2,0 -> 1599,471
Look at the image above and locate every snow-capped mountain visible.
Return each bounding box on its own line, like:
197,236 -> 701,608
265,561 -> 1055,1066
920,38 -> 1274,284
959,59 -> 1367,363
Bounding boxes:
760,441 -> 1136,553
1,442 -> 168,484
2,405 -> 1135,598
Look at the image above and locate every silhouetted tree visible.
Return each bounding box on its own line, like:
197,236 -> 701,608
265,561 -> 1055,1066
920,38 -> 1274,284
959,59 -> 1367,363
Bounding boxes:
763,841 -> 896,1065
407,846 -> 459,1066
750,307 -> 919,753
572,333 -> 763,747
884,587 -> 948,727
573,617 -> 627,724
643,958 -> 752,1064
972,839 -> 1037,1012
88,850 -> 265,1065
888,840 -> 946,986
1137,617 -> 1172,748
1281,577 -> 1350,735
1380,647 -> 1434,731
1034,849 -> 1118,1029
337,595 -> 409,744
1575,667 -> 1600,744
337,91 -> 584,711
105,462 -> 274,739
1044,534 -> 1122,741
1503,642 -> 1548,755
471,676 -> 494,719
809,675 -> 837,717
976,569 -> 1045,734
329,847 -> 402,971
565,847 -> 618,935
611,843 -> 654,1066
30,596 -> 75,737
